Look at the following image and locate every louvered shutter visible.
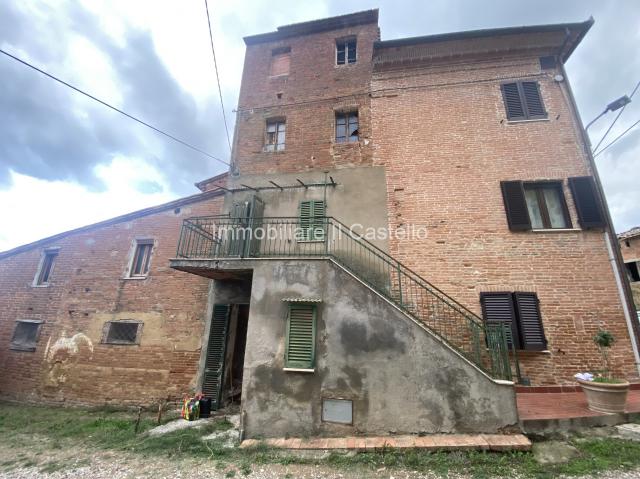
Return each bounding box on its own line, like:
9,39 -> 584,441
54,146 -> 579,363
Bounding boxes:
299,201 -> 313,240
502,83 -> 525,120
521,82 -> 546,119
285,304 -> 316,369
299,201 -> 325,241
500,181 -> 531,231
480,293 -> 520,349
568,176 -> 605,229
514,293 -> 547,351
202,304 -> 230,409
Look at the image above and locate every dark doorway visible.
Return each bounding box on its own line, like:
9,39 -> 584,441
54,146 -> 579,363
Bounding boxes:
222,304 -> 250,405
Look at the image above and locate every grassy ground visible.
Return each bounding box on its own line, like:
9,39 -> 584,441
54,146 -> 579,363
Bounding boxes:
1,400 -> 640,478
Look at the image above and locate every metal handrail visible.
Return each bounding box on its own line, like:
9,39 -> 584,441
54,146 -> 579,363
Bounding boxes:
175,215 -> 512,379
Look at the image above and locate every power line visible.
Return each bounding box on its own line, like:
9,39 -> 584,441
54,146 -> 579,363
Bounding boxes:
593,79 -> 640,153
0,48 -> 230,166
204,0 -> 233,154
594,118 -> 640,158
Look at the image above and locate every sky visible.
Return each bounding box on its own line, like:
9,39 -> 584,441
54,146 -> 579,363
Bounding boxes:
1,0 -> 639,251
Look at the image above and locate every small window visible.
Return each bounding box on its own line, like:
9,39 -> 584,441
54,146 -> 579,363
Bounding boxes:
626,261 -> 640,283
34,249 -> 58,286
523,182 -> 571,229
501,81 -> 547,121
10,320 -> 42,351
103,320 -> 142,345
481,292 -> 547,351
336,38 -> 356,65
270,47 -> 291,76
335,111 -> 358,143
298,200 -> 326,241
265,120 -> 286,152
130,240 -> 153,277
285,303 -> 316,369
501,180 -> 571,231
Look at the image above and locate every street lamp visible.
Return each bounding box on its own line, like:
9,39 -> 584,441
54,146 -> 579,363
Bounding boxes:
585,95 -> 631,131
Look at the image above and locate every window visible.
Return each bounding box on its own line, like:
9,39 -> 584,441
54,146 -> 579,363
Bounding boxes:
501,180 -> 571,231
336,38 -> 356,65
265,120 -> 286,152
568,176 -> 605,229
501,81 -> 547,121
626,261 -> 640,283
10,320 -> 42,351
523,182 -> 571,229
103,320 -> 142,345
270,47 -> 291,76
335,111 -> 358,143
298,200 -> 326,241
285,303 -> 316,369
480,292 -> 547,351
129,240 -> 153,277
34,249 -> 58,286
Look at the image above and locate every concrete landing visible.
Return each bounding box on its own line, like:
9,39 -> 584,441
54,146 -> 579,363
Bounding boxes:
240,434 -> 531,451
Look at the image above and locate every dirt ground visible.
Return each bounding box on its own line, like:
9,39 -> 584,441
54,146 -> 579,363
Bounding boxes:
0,440 -> 442,479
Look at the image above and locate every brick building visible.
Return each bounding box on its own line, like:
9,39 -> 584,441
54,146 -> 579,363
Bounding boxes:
620,227 -> 640,308
1,10 -> 639,438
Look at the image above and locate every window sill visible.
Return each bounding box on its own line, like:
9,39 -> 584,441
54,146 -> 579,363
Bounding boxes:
283,367 -> 315,373
511,349 -> 552,355
121,276 -> 148,281
10,344 -> 36,352
31,283 -> 51,288
506,118 -> 550,124
531,228 -> 581,233
102,342 -> 139,346
296,240 -> 325,244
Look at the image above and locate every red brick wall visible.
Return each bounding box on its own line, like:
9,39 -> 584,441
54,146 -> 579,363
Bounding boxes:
621,235 -> 640,308
233,22 -> 379,176
0,194 -> 223,405
371,54 -> 637,384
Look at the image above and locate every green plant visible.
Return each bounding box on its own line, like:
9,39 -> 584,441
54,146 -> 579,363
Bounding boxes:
594,330 -> 615,379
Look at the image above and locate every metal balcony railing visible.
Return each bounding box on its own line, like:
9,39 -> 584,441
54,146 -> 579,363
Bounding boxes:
176,216 -> 514,380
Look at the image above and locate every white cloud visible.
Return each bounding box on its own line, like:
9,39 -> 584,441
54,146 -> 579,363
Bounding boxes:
0,159 -> 175,251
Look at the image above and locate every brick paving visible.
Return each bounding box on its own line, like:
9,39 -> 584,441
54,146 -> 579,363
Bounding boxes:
517,388 -> 640,420
240,433 -> 531,451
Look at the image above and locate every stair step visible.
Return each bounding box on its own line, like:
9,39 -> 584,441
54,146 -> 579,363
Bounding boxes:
240,433 -> 531,451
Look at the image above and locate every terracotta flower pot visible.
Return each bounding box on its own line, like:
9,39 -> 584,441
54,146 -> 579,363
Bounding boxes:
577,378 -> 630,414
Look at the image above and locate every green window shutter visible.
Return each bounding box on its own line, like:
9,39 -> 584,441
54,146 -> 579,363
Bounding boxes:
202,304 -> 230,410
299,200 -> 325,240
285,304 -> 316,369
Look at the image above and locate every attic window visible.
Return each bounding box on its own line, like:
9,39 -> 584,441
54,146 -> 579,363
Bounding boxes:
626,261 -> 640,283
129,240 -> 153,277
34,248 -> 58,286
336,39 -> 356,65
270,47 -> 291,77
10,320 -> 43,352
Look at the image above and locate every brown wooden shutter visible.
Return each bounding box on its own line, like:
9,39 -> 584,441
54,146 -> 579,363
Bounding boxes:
501,83 -> 525,120
480,292 -> 520,349
568,176 -> 605,229
521,82 -> 546,119
513,292 -> 547,351
500,181 -> 531,231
